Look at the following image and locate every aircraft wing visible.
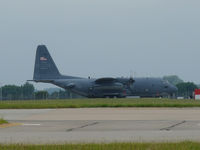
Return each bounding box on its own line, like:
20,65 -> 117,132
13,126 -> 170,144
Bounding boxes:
95,77 -> 116,84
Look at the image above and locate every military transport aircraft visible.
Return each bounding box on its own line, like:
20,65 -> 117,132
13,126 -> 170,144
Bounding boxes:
30,45 -> 177,98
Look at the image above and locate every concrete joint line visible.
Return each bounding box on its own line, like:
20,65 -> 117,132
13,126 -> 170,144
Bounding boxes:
66,122 -> 99,132
160,120 -> 186,131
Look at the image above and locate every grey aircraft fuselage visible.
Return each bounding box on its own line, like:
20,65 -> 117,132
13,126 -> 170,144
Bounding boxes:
32,45 -> 178,98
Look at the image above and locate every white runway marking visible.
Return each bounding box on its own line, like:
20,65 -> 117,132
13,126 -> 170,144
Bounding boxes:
22,124 -> 41,126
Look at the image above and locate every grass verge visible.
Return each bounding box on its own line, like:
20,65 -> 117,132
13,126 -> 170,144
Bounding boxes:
0,118 -> 8,125
0,141 -> 200,150
0,98 -> 200,109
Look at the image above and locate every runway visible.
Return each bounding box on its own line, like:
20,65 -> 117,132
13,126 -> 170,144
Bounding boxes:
1,108 -> 200,143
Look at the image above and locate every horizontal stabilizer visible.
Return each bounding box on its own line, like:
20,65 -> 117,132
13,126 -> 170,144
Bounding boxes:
66,83 -> 75,88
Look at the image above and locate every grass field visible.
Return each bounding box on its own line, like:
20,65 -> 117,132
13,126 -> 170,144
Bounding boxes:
0,118 -> 8,125
0,141 -> 200,150
0,98 -> 200,109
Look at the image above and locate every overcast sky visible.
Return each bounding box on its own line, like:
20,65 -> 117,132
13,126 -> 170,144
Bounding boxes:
0,0 -> 199,89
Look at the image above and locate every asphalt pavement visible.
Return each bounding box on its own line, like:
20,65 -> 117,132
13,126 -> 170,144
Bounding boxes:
0,108 -> 200,144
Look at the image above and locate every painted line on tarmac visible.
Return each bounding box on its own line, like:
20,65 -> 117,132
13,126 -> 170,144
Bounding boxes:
22,124 -> 41,126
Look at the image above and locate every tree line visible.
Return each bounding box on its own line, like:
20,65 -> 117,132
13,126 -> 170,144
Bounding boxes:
0,82 -> 81,100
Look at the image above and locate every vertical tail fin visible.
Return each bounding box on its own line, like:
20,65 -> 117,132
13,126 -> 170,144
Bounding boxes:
33,45 -> 61,81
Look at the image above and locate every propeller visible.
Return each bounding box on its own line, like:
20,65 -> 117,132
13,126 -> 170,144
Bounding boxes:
129,70 -> 135,84
129,77 -> 134,84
